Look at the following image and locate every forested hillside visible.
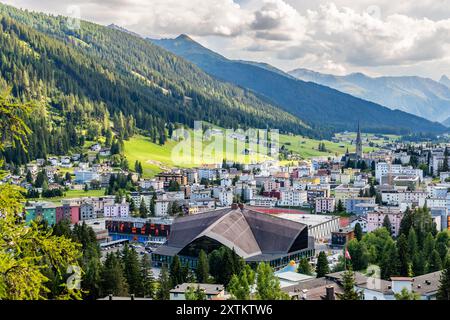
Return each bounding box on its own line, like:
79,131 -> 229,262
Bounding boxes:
0,3 -> 312,165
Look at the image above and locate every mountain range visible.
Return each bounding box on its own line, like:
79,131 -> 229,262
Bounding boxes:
152,35 -> 446,135
289,68 -> 450,124
0,3 -> 314,142
0,1 -> 446,150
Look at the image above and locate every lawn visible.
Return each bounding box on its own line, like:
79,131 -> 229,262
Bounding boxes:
124,135 -> 183,177
29,189 -> 106,205
279,134 -> 376,158
124,134 -> 274,177
124,130 -> 381,177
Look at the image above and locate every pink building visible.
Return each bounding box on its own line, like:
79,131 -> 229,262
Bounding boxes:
56,204 -> 80,224
367,209 -> 404,236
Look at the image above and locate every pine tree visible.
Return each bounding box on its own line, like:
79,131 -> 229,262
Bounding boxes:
297,258 -> 313,275
149,193 -> 156,216
428,250 -> 443,273
380,241 -> 400,280
347,239 -> 369,271
196,250 -> 209,283
399,208 -> 413,237
437,257 -> 450,300
412,251 -> 426,276
423,232 -> 435,261
156,265 -> 171,300
100,252 -> 129,297
336,268 -> 363,300
121,246 -> 144,296
315,251 -> 330,277
256,262 -> 289,300
435,231 -> 450,263
141,254 -> 155,298
397,234 -> 411,276
382,215 -> 392,236
228,265 -> 255,300
407,228 -> 418,259
443,147 -> 449,172
139,198 -> 148,218
354,223 -> 363,241
336,200 -> 344,213
25,170 -> 33,183
169,255 -> 184,287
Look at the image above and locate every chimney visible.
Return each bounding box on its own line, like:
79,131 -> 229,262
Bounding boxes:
325,286 -> 335,300
231,203 -> 239,210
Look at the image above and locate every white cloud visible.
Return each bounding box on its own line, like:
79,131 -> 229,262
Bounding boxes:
2,0 -> 450,78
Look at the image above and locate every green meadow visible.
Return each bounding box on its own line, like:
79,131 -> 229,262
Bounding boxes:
123,130 -> 382,177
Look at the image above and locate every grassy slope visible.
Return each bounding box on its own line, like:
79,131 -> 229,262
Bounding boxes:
279,135 -> 377,158
124,132 -> 389,177
123,134 -> 273,177
30,189 -> 106,204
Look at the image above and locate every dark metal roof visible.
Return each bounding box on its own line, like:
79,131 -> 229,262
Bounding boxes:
153,206 -> 310,259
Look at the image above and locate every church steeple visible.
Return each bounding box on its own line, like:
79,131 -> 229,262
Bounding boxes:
356,121 -> 363,159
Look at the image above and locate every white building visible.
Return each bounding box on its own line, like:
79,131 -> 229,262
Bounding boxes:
103,202 -> 130,218
139,179 -> 164,191
213,188 -> 234,207
74,170 -> 100,184
249,196 -> 277,207
155,200 -> 170,216
381,190 -> 427,207
198,168 -> 217,181
277,189 -> 308,207
375,162 -> 423,183
190,189 -> 212,201
426,198 -> 447,209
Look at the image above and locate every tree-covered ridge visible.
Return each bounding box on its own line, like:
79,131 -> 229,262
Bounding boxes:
0,2 -> 312,140
154,35 -> 447,136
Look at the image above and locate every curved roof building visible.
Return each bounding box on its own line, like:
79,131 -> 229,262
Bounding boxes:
152,205 -> 315,270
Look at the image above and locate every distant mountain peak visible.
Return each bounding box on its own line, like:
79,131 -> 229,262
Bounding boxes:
440,75 -> 450,88
107,24 -> 141,38
176,34 -> 194,41
289,68 -> 450,122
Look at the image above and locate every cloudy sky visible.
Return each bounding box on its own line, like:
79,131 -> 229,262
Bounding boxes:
3,0 -> 450,79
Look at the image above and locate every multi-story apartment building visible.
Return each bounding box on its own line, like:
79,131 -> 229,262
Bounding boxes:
249,196 -> 278,207
367,208 -> 404,236
345,197 -> 376,214
155,172 -> 188,187
213,187 -> 234,206
334,185 -> 364,204
381,190 -> 427,207
375,162 -> 423,183
277,189 -> 308,207
25,202 -> 57,226
55,204 -> 80,224
190,189 -> 212,201
104,201 -> 130,218
80,202 -> 96,220
315,197 -> 336,213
